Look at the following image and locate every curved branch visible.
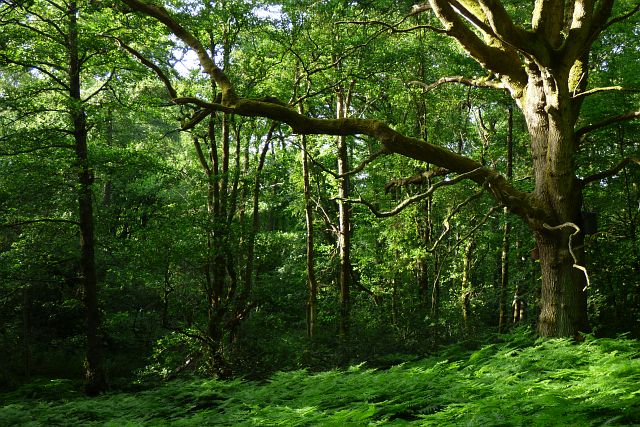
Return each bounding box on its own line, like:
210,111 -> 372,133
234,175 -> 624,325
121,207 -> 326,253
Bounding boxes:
338,168 -> 484,218
120,0 -> 236,101
575,110 -> 640,141
581,157 -> 640,185
109,36 -> 177,99
543,222 -> 591,290
604,2 -> 640,30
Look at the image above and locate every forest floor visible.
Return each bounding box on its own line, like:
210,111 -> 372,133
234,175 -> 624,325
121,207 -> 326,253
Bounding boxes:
2,332 -> 639,426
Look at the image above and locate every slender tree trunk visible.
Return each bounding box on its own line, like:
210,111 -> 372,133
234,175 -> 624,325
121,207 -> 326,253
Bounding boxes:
512,239 -> 525,323
499,106 -> 514,333
301,134 -> 318,338
22,286 -> 31,379
461,240 -> 475,331
69,1 -> 106,395
336,86 -> 352,337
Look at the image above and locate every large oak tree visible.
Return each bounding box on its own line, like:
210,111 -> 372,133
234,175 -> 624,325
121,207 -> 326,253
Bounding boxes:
118,0 -> 639,337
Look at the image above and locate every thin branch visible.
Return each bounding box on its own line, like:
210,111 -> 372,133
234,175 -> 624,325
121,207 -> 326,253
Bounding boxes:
109,36 -> 177,99
313,197 -> 339,235
337,19 -> 448,34
604,3 -> 640,29
296,142 -> 388,179
453,204 -> 502,250
1,219 -> 80,228
339,168 -> 483,218
0,144 -> 74,156
82,70 -> 116,103
409,75 -> 505,92
575,110 -> 640,141
572,86 -> 640,99
543,222 -> 591,291
582,157 -> 640,185
427,187 -> 487,253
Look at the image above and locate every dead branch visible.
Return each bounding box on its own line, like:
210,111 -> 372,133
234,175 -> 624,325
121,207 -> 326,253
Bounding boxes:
543,222 -> 591,290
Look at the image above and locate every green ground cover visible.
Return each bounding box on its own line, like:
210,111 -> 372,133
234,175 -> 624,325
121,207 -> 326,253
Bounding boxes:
2,333 -> 639,426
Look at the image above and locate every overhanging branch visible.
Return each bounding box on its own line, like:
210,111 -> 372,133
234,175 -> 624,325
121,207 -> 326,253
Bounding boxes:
575,110 -> 640,141
582,157 -> 640,185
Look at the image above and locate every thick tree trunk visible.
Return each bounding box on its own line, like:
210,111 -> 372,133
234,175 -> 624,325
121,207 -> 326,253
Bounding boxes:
69,2 -> 106,395
536,230 -> 588,336
523,68 -> 588,337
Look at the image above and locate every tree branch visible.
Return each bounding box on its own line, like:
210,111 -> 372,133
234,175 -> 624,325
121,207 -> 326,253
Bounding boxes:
338,168 -> 484,218
119,0 -> 537,221
121,0 -> 236,101
109,36 -> 177,99
409,75 -> 505,92
604,1 -> 640,29
428,0 -> 528,89
572,86 -> 640,99
575,110 -> 640,141
1,219 -> 80,228
581,157 -> 640,185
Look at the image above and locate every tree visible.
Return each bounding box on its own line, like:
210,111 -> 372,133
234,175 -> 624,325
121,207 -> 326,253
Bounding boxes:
0,0 -> 123,393
117,0 -> 639,337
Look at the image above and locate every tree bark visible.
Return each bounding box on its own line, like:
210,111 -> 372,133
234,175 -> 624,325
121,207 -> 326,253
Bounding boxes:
69,1 -> 106,395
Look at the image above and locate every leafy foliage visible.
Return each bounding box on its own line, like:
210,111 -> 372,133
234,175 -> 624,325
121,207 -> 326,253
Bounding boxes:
2,332 -> 639,426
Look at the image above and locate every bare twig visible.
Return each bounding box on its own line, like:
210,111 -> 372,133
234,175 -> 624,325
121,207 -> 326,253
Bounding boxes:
572,86 -> 639,99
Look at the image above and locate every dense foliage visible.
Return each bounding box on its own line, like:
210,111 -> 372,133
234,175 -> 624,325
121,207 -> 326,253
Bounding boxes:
2,332 -> 640,425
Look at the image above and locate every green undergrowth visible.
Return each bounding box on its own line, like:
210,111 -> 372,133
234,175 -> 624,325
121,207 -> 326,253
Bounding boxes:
2,332 -> 640,426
